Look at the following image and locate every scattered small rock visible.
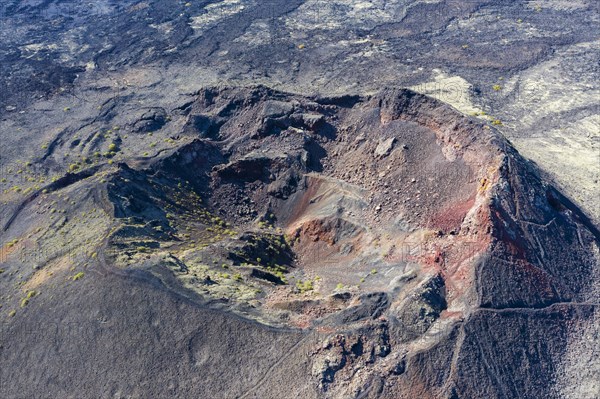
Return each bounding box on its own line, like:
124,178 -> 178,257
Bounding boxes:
375,137 -> 396,157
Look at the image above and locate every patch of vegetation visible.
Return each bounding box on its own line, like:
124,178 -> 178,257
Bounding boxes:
273,270 -> 287,284
72,272 -> 85,281
20,290 -> 37,307
296,279 -> 314,293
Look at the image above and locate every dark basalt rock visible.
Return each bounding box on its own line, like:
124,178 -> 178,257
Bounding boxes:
133,108 -> 168,133
228,231 -> 295,268
324,292 -> 390,324
392,275 -> 447,342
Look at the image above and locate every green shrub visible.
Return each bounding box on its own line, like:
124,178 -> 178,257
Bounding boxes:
20,291 -> 36,308
296,280 -> 314,293
72,272 -> 85,281
274,271 -> 287,284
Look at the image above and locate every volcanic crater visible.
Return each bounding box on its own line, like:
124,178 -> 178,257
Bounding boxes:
1,86 -> 598,398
